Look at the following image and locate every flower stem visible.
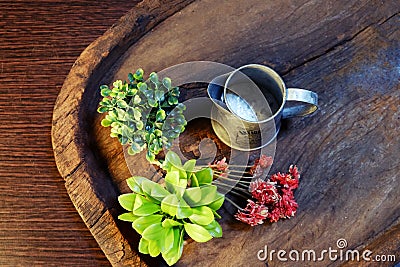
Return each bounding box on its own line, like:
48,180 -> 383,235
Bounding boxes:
225,196 -> 244,211
214,170 -> 251,178
212,181 -> 251,197
214,174 -> 252,184
214,174 -> 254,187
205,164 -> 252,168
225,169 -> 252,175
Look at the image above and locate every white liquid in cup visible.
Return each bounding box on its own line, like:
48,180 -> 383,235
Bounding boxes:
225,92 -> 258,122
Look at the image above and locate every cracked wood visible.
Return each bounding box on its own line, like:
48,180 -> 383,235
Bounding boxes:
51,0 -> 399,266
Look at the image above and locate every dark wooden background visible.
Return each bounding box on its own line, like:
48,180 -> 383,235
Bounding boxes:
0,1 -> 138,265
1,1 -> 400,266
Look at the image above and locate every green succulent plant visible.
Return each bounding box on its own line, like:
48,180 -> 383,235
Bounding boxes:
97,69 -> 187,162
118,151 -> 224,266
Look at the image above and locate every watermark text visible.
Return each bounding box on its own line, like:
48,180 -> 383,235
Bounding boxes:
257,239 -> 397,263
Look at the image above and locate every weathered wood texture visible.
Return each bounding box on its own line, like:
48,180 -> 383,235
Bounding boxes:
0,1 -> 139,266
52,0 -> 198,266
52,0 -> 400,267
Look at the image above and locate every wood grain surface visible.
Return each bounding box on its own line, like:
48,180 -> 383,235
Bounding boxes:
52,0 -> 400,266
3,0 -> 400,267
0,1 -> 138,266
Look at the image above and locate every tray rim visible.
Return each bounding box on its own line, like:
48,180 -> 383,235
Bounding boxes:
51,1 -> 196,266
51,0 -> 400,265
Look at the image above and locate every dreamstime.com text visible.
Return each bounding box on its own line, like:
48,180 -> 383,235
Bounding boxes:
257,239 -> 397,263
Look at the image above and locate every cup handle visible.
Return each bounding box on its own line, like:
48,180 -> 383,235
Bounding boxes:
282,88 -> 319,119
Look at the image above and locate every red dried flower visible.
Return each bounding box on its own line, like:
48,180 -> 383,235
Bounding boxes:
280,192 -> 298,217
259,155 -> 273,168
249,179 -> 280,205
249,155 -> 273,179
268,192 -> 298,222
268,206 -> 282,223
235,200 -> 269,226
228,159 -> 300,226
270,166 -> 299,190
289,165 -> 300,180
210,157 -> 228,172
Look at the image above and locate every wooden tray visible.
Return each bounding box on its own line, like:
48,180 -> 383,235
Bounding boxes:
52,0 -> 400,266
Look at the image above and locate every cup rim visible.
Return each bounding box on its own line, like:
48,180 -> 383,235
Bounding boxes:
224,64 -> 287,124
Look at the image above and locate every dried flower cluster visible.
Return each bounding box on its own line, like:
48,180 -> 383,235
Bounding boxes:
235,160 -> 300,226
210,157 -> 228,172
249,154 -> 273,178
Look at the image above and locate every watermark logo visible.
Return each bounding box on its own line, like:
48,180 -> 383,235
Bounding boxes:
336,238 -> 347,249
257,238 -> 397,263
123,61 -> 276,194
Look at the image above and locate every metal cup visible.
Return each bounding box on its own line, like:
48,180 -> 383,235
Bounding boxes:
207,64 -> 318,151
